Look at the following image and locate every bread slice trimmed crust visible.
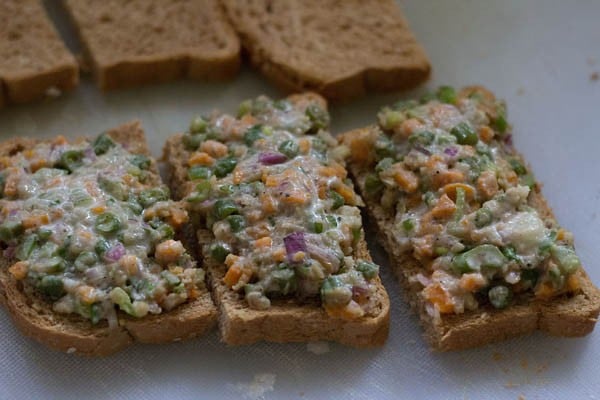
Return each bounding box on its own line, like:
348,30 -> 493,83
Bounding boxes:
163,93 -> 390,346
63,0 -> 240,90
0,0 -> 78,105
221,0 -> 430,101
0,121 -> 217,356
342,127 -> 600,351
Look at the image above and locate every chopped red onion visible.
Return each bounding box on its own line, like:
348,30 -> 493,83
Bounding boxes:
105,242 -> 126,262
504,134 -> 513,146
3,246 -> 16,260
444,147 -> 458,157
284,232 -> 306,262
259,152 -> 288,165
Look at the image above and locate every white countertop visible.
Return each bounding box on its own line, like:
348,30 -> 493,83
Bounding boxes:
1,1 -> 599,399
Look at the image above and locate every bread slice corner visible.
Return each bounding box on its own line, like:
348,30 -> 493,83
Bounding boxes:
0,121 -> 217,356
341,126 -> 600,351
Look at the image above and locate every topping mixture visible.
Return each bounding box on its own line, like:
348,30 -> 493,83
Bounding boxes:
183,96 -> 380,319
347,86 -> 581,321
0,134 -> 203,326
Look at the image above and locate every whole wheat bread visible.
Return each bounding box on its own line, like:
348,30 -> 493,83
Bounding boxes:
0,0 -> 78,105
341,126 -> 600,351
63,0 -> 240,90
221,0 -> 430,101
163,93 -> 390,346
0,121 -> 217,356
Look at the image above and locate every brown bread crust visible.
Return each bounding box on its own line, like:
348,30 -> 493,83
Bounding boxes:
342,127 -> 600,351
0,121 -> 217,356
221,0 -> 430,101
0,0 -> 78,106
63,0 -> 240,90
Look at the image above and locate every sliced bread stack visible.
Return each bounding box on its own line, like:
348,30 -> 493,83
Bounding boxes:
222,0 -> 431,101
63,0 -> 241,90
0,0 -> 78,106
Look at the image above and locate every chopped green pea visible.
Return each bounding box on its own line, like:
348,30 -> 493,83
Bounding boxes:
95,239 -> 110,255
187,180 -> 212,203
509,158 -> 527,175
501,246 -> 520,263
70,188 -> 93,206
450,122 -> 478,145
130,154 -> 151,170
271,266 -> 297,295
356,260 -> 379,280
75,251 -> 98,271
326,215 -> 338,228
305,104 -> 330,132
364,173 -> 383,196
213,199 -> 238,219
436,86 -> 457,104
16,234 -> 38,261
520,174 -> 536,189
183,133 -> 205,150
379,109 -> 404,130
227,215 -> 246,232
312,220 -> 324,233
139,186 -> 169,207
375,135 -> 396,159
408,131 -> 435,146
278,140 -> 299,159
57,150 -> 84,173
375,157 -> 394,173
474,208 -> 493,228
187,166 -> 211,180
37,228 -> 52,241
189,116 -> 208,134
93,133 -> 115,155
95,212 -> 121,234
210,243 -> 230,263
329,190 -> 345,210
214,158 -> 237,178
244,125 -> 263,146
0,220 -> 23,242
38,275 -> 65,300
402,218 -> 415,232
492,104 -> 508,134
488,285 -> 512,309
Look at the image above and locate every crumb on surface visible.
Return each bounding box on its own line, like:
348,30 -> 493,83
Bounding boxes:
518,395 -> 526,400
590,72 -> 599,81
307,341 -> 330,355
516,87 -> 525,96
504,381 -> 520,388
232,373 -> 276,400
492,351 -> 503,361
520,358 -> 528,370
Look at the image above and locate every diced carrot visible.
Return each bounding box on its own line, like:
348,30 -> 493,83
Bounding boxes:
556,228 -> 567,241
91,204 -> 106,214
430,194 -> 456,219
320,162 -> 346,179
52,135 -> 68,146
233,168 -> 244,184
200,140 -> 228,158
567,274 -> 581,292
334,183 -> 356,205
320,166 -> 340,178
223,265 -> 242,288
432,169 -> 465,189
22,213 -> 50,229
298,138 -> 311,154
29,159 -> 48,173
77,285 -> 96,304
166,206 -> 188,229
479,125 -> 495,143
264,174 -> 280,187
342,130 -> 376,165
224,254 -> 240,267
23,150 -> 35,159
477,170 -> 498,199
506,170 -> 519,185
443,183 -> 476,202
398,118 -> 424,138
188,151 -> 215,166
187,286 -> 200,300
459,273 -> 486,292
423,283 -> 454,313
259,193 -> 277,214
0,156 -> 11,168
8,261 -> 28,280
324,301 -> 364,320
155,240 -> 185,265
273,247 -> 286,262
254,237 -> 273,248
392,164 -> 419,193
246,210 -> 262,223
413,234 -> 435,259
3,172 -> 19,197
247,222 -> 271,239
406,192 -> 422,209
119,255 -> 140,276
280,187 -> 310,205
535,282 -> 555,300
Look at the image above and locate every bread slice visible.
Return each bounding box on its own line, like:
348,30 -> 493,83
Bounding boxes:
0,0 -> 78,105
0,121 -> 217,356
63,0 -> 240,90
342,125 -> 600,351
163,93 -> 390,346
221,0 -> 430,101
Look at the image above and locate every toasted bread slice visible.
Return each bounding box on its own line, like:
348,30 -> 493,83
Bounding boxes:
0,121 -> 217,356
221,0 -> 430,101
163,93 -> 390,346
0,0 -> 78,106
342,120 -> 600,351
63,0 -> 240,90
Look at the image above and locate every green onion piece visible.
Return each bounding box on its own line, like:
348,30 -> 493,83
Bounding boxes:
305,104 -> 330,132
509,158 -> 527,175
451,244 -> 507,274
551,245 -> 581,275
0,220 -> 23,242
38,275 -> 65,300
244,125 -> 263,146
375,157 -> 394,173
57,150 -> 84,173
210,243 -> 230,263
364,173 -> 383,196
227,215 -> 246,232
213,199 -> 238,220
95,212 -> 121,234
474,208 -> 493,228
189,116 -> 208,134
187,180 -> 212,203
329,190 -> 345,210
94,239 -> 110,255
187,165 -> 211,180
488,285 -> 512,309
182,133 -> 205,151
271,266 -> 297,295
408,131 -> 435,146
214,158 -> 237,178
16,234 -> 38,261
75,251 -> 98,271
402,218 -> 415,232
139,186 -> 170,208
436,86 -> 457,104
278,140 -> 299,159
130,155 -> 151,170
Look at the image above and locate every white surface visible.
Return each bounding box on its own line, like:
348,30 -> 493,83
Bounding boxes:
1,1 -> 599,399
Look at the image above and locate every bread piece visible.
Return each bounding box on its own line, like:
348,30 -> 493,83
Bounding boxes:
0,0 -> 78,105
63,0 -> 240,90
0,121 -> 217,356
221,0 -> 430,101
343,124 -> 600,351
163,93 -> 390,346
